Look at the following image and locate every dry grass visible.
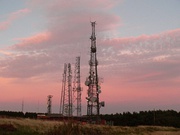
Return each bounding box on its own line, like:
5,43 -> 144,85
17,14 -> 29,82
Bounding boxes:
0,117 -> 180,135
0,117 -> 62,134
46,122 -> 180,135
108,126 -> 180,135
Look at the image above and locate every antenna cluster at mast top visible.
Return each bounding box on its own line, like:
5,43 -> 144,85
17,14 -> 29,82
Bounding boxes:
90,22 -> 97,53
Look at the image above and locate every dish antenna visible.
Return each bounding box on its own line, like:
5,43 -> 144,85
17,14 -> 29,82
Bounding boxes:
100,101 -> 105,107
85,80 -> 90,86
90,97 -> 97,102
97,90 -> 101,94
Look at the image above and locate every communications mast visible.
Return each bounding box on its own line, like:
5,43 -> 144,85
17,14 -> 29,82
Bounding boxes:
73,56 -> 82,116
47,95 -> 53,114
60,63 -> 73,116
85,22 -> 104,116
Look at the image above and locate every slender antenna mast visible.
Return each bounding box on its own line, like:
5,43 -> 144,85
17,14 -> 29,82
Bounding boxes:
37,100 -> 39,113
22,100 -> 24,113
73,56 -> 82,116
47,95 -> 53,114
60,64 -> 67,114
60,63 -> 73,116
85,22 -> 104,116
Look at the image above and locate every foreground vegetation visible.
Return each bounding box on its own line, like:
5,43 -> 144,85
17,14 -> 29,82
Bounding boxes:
0,117 -> 180,135
1,110 -> 180,128
0,117 -> 58,135
101,110 -> 180,128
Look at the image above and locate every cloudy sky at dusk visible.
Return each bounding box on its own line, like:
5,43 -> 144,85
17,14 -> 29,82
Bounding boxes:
0,0 -> 180,114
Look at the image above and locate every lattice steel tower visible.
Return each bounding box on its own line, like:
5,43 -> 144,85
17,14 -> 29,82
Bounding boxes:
85,22 -> 104,116
47,95 -> 53,114
60,63 -> 73,116
73,56 -> 82,116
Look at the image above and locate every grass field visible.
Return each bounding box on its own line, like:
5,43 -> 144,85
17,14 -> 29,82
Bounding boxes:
0,117 -> 180,135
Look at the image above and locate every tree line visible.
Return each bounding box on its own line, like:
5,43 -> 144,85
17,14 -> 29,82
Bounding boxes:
100,110 -> 180,128
0,110 -> 180,128
0,111 -> 37,119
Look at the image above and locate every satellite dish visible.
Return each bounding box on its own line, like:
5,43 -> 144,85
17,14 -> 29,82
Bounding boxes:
85,80 -> 90,86
89,93 -> 94,97
100,101 -> 105,107
97,90 -> 101,94
86,97 -> 90,101
90,97 -> 97,102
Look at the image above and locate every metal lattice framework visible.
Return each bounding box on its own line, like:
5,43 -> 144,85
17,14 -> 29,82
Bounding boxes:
73,56 -> 82,116
47,95 -> 53,114
85,22 -> 101,116
60,64 -> 67,115
60,63 -> 73,116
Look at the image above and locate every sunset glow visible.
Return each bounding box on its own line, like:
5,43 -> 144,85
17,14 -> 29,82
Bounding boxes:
0,0 -> 180,114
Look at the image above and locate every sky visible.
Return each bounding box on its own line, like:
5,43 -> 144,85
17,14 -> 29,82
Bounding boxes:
0,0 -> 180,115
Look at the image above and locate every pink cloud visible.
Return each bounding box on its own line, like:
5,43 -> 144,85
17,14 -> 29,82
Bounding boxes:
3,0 -> 122,55
103,28 -> 180,47
2,27 -> 179,83
0,21 -> 10,31
28,0 -> 121,10
25,0 -> 122,46
10,0 -> 121,53
10,8 -> 30,20
0,8 -> 30,31
13,32 -> 51,50
96,28 -> 180,95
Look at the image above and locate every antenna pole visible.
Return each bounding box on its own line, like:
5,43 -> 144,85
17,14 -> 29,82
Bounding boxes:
60,63 -> 73,116
22,100 -> 24,113
85,22 -> 104,117
47,95 -> 53,114
73,56 -> 82,116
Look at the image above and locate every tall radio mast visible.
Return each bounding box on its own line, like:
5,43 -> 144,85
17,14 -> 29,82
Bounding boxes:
47,95 -> 53,114
60,63 -> 73,116
73,56 -> 82,116
85,22 -> 104,116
